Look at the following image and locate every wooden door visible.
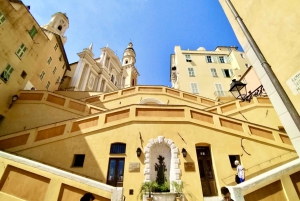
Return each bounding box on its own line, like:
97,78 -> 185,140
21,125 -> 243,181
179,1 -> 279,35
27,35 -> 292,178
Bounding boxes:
196,146 -> 217,196
107,158 -> 125,187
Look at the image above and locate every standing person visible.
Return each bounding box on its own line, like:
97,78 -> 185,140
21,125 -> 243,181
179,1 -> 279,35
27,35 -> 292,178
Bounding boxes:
235,160 -> 245,183
221,187 -> 234,201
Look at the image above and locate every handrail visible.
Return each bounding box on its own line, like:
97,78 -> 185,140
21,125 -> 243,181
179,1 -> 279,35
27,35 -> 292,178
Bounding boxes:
221,151 -> 296,185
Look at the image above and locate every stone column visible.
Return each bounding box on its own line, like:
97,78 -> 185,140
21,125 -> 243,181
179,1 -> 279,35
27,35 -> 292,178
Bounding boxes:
70,59 -> 85,90
97,76 -> 103,91
80,67 -> 91,91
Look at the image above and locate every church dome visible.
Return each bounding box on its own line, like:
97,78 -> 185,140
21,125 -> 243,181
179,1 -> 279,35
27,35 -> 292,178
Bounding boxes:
197,47 -> 206,51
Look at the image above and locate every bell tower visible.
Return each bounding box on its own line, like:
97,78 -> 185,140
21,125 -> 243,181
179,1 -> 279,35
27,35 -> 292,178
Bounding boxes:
42,12 -> 69,44
122,42 -> 139,88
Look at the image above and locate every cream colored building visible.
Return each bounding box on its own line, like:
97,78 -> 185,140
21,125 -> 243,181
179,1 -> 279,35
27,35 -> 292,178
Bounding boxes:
60,42 -> 139,92
219,0 -> 300,158
0,0 -> 70,119
170,46 -> 251,101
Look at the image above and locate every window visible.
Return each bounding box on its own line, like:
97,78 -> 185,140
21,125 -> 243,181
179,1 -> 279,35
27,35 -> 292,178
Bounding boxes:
45,81 -> 51,89
125,60 -> 128,64
15,44 -> 27,59
206,56 -> 212,63
39,71 -> 45,80
47,56 -> 52,65
185,54 -> 192,62
58,25 -> 62,31
28,25 -> 38,39
20,71 -> 27,79
219,56 -> 225,63
229,155 -> 240,168
56,76 -> 61,84
240,53 -> 245,59
0,64 -> 14,82
221,69 -> 233,78
210,68 -> 218,77
0,11 -> 6,26
72,154 -> 85,167
111,75 -> 114,83
107,158 -> 125,187
245,63 -> 249,68
110,143 -> 126,154
191,83 -> 199,94
52,67 -> 57,74
188,67 -> 195,77
54,43 -> 58,51
62,64 -> 66,69
215,84 -> 225,96
59,54 -> 63,61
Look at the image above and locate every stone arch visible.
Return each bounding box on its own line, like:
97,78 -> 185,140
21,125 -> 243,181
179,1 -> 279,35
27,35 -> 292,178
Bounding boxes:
139,98 -> 164,105
143,136 -> 181,184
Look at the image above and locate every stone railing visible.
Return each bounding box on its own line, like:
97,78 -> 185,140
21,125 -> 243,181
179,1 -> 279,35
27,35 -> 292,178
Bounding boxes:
0,151 -> 123,201
0,104 -> 293,152
227,158 -> 300,201
17,90 -> 105,116
80,86 -> 219,107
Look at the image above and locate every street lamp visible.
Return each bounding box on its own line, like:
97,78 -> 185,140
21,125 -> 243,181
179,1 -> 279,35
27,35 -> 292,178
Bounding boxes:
136,147 -> 142,157
9,95 -> 19,109
229,79 -> 265,102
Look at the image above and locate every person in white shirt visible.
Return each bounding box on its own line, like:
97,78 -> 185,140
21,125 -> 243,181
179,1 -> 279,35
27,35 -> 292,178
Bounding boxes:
234,160 -> 245,183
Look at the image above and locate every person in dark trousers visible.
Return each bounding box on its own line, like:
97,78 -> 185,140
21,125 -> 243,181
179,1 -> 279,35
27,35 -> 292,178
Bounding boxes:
221,187 -> 234,201
80,193 -> 95,201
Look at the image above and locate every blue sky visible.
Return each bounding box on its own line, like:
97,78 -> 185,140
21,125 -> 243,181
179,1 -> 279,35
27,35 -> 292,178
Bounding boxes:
23,0 -> 241,87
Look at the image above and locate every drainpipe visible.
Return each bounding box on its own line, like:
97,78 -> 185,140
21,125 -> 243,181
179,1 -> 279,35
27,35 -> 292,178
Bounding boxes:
225,0 -> 300,132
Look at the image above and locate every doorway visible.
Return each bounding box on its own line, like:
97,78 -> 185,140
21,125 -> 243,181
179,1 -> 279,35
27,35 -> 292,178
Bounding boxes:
106,158 -> 125,187
196,146 -> 217,196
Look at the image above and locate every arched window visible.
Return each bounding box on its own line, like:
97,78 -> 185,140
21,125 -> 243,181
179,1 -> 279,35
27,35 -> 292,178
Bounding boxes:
58,25 -> 62,31
111,75 -> 114,83
125,60 -> 128,64
110,143 -> 126,154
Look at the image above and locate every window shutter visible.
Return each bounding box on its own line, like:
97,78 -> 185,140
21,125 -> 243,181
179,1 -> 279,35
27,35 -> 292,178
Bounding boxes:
221,69 -> 226,77
205,56 -> 208,63
230,69 -> 234,77
224,56 -> 228,63
213,56 -> 218,63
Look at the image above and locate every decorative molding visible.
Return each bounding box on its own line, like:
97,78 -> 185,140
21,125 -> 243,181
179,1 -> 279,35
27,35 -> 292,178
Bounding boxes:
139,98 -> 164,105
143,136 -> 181,184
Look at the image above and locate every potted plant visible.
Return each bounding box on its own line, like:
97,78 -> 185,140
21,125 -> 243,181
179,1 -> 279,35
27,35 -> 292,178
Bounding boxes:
138,181 -> 157,201
171,181 -> 183,201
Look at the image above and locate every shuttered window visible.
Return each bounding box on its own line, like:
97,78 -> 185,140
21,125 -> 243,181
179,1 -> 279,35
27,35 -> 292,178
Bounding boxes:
0,64 -> 14,82
28,26 -> 38,39
188,68 -> 195,77
210,68 -> 218,77
191,83 -> 199,94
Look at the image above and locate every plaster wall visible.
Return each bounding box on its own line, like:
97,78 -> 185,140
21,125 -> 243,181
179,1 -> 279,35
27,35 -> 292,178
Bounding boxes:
15,122 -> 297,200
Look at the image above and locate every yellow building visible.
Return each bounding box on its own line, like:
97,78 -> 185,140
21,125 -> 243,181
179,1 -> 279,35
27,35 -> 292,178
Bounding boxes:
170,46 -> 251,101
0,0 -> 70,119
0,1 -> 299,201
219,0 -> 300,163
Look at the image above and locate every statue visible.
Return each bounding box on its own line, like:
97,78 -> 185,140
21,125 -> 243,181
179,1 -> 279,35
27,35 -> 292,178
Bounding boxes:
155,155 -> 167,185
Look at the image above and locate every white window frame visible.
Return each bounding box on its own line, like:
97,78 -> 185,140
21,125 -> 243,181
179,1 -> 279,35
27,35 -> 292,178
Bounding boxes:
185,54 -> 192,62
221,69 -> 233,78
46,81 -> 51,90
47,56 -> 52,65
214,83 -> 225,96
188,67 -> 195,77
210,68 -> 218,77
190,82 -> 199,94
0,11 -> 6,26
52,67 -> 57,74
219,56 -> 227,63
0,64 -> 14,82
206,56 -> 212,63
39,71 -> 45,80
15,43 -> 27,59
